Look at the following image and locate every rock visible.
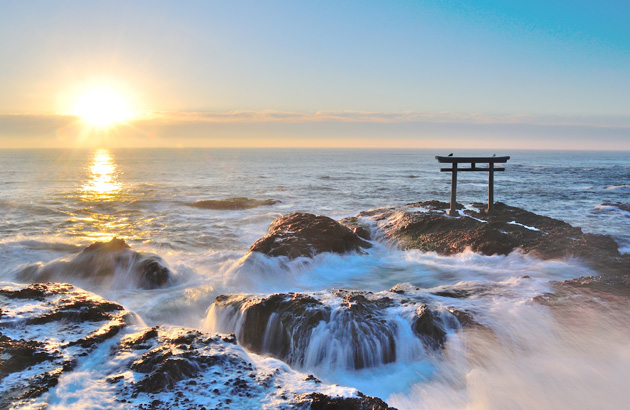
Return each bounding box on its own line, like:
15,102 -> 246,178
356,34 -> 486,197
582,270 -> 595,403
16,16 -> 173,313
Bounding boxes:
210,289 -> 453,370
296,392 -> 396,410
412,305 -> 447,348
374,202 -> 624,268
0,283 -> 130,408
249,212 -> 372,259
18,238 -> 172,290
601,202 -> 630,213
339,216 -> 372,240
82,237 -> 130,252
212,293 -> 330,364
0,283 -> 399,409
358,201 -> 629,297
190,197 -> 279,210
0,336 -> 57,382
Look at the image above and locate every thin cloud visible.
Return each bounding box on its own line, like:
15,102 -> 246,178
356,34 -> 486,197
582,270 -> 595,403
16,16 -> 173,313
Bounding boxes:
1,111 -> 629,130
135,110 -> 630,128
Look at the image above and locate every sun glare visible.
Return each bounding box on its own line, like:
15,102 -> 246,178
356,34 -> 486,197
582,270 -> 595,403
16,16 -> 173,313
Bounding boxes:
73,87 -> 134,127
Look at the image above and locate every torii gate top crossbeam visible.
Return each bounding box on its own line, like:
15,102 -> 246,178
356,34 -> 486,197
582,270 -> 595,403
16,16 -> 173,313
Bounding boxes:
436,155 -> 510,164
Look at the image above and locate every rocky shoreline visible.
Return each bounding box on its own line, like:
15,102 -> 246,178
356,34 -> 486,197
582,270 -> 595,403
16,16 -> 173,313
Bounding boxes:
2,201 -> 628,409
243,201 -> 628,294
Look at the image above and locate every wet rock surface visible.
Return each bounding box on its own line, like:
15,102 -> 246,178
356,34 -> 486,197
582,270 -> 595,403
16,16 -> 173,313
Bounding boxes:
355,201 -> 630,297
338,216 -> 373,240
295,392 -> 396,410
17,238 -> 172,289
190,197 -> 279,210
249,212 -> 372,258
0,282 -> 393,409
0,282 -> 129,409
363,201 -> 628,276
210,288 -> 462,371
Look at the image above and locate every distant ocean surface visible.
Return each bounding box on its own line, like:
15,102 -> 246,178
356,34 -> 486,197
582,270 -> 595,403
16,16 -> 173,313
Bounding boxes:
1,148 -> 629,409
0,148 -> 628,254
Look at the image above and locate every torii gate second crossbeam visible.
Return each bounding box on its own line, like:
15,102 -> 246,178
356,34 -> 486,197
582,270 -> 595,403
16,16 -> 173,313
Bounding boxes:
436,155 -> 510,216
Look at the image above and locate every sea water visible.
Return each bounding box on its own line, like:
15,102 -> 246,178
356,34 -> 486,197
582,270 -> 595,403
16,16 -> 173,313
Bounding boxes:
1,148 -> 629,409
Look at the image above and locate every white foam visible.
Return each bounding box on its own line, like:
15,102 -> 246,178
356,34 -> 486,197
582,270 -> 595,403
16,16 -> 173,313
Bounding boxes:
458,210 -> 486,223
507,221 -> 542,232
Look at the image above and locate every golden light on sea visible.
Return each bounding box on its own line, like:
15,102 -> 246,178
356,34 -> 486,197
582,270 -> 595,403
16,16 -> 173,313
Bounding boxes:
82,148 -> 121,199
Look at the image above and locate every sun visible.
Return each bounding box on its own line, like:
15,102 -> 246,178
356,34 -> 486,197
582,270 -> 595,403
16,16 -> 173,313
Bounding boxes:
73,87 -> 134,127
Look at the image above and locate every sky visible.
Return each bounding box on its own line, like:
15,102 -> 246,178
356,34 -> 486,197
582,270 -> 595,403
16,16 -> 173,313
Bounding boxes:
0,0 -> 628,149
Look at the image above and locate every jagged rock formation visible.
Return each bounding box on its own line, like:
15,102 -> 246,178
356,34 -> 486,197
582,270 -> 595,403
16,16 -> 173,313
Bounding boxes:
0,282 -> 396,409
17,238 -> 172,289
295,392 -> 395,410
249,212 -> 372,259
208,289 -> 458,371
0,283 -> 130,409
359,201 -> 628,276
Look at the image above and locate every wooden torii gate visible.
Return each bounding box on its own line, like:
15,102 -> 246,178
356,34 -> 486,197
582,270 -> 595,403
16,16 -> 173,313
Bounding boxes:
436,155 -> 510,216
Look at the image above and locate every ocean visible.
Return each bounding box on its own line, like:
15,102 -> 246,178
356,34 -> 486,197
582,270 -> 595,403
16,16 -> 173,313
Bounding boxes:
1,148 -> 629,409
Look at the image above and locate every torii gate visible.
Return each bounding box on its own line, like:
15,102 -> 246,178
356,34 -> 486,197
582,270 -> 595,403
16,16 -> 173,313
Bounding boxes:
436,155 -> 510,216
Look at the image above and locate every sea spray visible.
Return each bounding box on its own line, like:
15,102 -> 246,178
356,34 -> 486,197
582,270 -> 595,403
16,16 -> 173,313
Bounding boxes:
388,290 -> 630,410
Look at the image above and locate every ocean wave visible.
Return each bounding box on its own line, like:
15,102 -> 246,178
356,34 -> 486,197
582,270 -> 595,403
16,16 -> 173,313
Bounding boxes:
593,203 -> 630,216
605,184 -> 630,192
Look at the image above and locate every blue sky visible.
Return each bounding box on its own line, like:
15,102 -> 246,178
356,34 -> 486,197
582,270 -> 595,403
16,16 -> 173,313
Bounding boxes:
0,0 -> 628,148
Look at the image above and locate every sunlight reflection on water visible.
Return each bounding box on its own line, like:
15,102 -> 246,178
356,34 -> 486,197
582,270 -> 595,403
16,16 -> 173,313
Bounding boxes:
74,148 -> 133,242
82,148 -> 121,200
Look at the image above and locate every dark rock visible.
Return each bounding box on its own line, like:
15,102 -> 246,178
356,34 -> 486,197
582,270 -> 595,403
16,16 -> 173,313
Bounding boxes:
26,296 -> 123,325
249,212 -> 372,259
0,282 -> 53,301
2,283 -> 397,409
121,329 -> 247,395
0,336 -> 57,381
135,358 -> 199,393
211,289 -> 448,370
19,369 -> 63,400
296,392 -> 396,410
122,327 -> 160,350
303,374 -> 321,383
551,269 -> 630,298
447,309 -> 480,328
83,237 -> 130,252
412,305 -> 447,348
339,216 -> 372,240
357,201 -> 630,303
0,283 -> 130,408
190,197 -> 279,210
376,202 -> 625,272
136,258 -> 171,289
601,202 -> 630,213
18,238 -> 172,290
217,293 -> 330,363
432,289 -> 473,299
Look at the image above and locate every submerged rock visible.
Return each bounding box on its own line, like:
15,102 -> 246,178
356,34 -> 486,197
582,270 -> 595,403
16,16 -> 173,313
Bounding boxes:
18,238 -> 172,290
190,197 -> 279,210
601,202 -> 630,213
208,288 -> 459,371
249,212 -> 372,259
